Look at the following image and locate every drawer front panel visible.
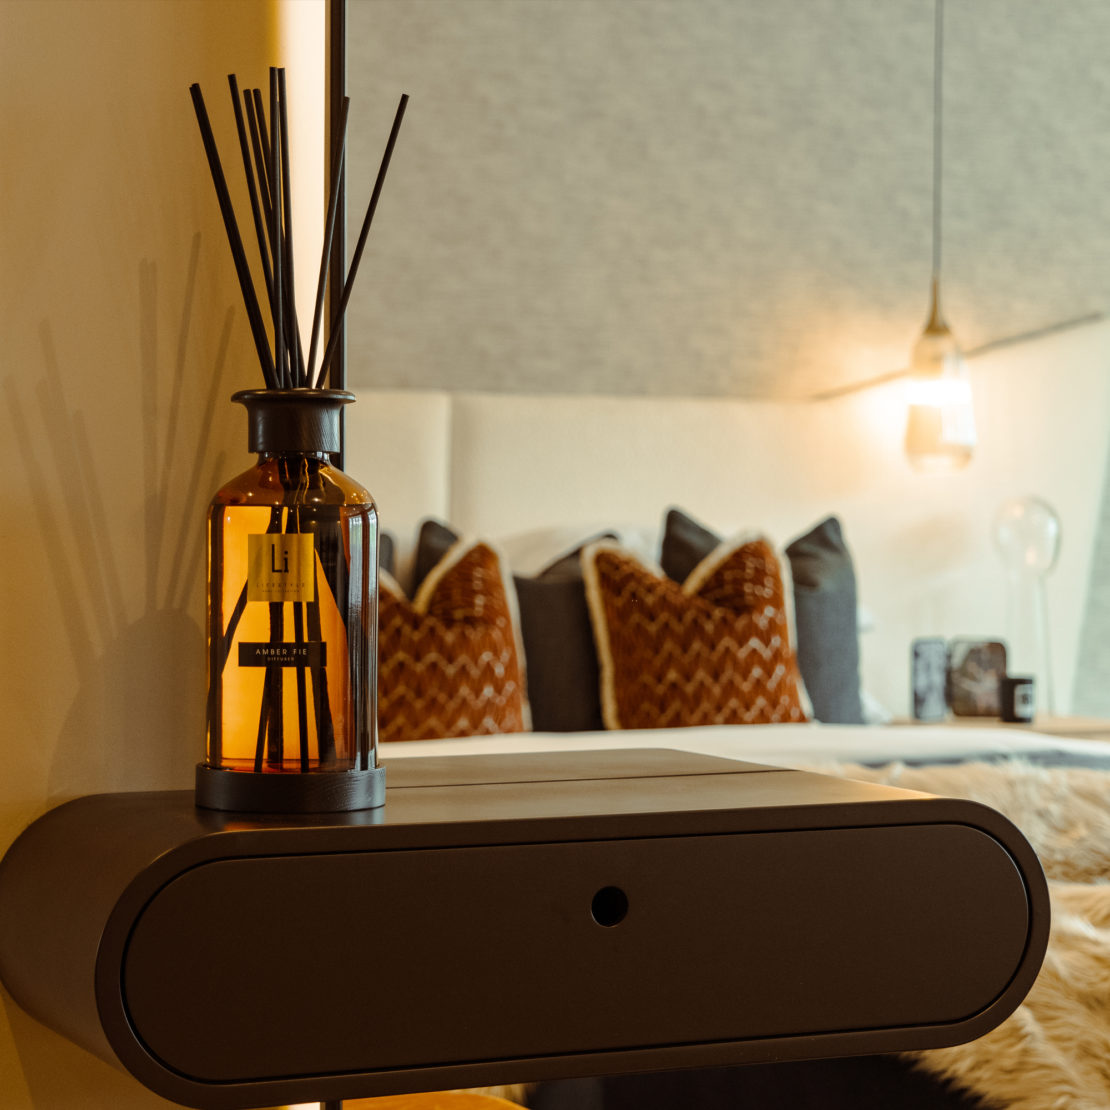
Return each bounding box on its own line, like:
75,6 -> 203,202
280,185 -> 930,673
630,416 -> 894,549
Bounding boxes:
122,824 -> 1028,1083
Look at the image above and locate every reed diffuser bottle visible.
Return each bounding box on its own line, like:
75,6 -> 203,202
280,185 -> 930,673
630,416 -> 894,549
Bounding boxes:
189,65 -> 407,810
196,389 -> 384,812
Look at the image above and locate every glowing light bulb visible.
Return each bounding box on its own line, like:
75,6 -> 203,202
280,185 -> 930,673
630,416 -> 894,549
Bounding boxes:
904,286 -> 975,472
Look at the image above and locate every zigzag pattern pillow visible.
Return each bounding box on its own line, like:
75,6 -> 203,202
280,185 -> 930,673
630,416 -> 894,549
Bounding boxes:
582,537 -> 807,730
378,540 -> 528,742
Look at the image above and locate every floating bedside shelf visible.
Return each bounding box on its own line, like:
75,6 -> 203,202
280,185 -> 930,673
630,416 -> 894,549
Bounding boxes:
0,749 -> 1048,1110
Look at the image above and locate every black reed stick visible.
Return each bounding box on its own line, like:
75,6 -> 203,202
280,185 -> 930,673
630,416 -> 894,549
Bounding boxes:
293,602 -> 311,770
253,682 -> 270,773
266,600 -> 284,765
277,69 -> 306,386
244,92 -> 272,228
248,87 -> 302,377
228,75 -> 274,315
254,83 -> 302,389
268,70 -> 286,387
309,96 -> 350,387
189,83 -> 277,388
251,82 -> 302,390
318,92 -> 409,384
250,87 -> 273,203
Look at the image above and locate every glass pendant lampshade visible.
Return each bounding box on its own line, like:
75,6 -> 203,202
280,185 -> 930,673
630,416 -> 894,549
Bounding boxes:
905,280 -> 976,472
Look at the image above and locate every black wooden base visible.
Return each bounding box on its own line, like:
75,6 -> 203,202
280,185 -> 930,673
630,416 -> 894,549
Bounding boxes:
194,763 -> 386,813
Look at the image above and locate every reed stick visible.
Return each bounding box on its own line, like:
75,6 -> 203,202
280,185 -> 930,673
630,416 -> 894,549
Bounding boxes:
277,68 -> 306,386
189,83 -> 277,388
293,602 -> 311,770
268,71 -> 286,387
247,88 -> 298,376
228,75 -> 275,317
308,96 -> 350,388
253,686 -> 270,773
244,92 -> 272,228
250,87 -> 272,191
266,600 -> 284,765
318,92 -> 409,385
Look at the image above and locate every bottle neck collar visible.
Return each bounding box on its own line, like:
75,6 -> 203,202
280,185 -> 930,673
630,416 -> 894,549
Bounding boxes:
234,388 -> 353,456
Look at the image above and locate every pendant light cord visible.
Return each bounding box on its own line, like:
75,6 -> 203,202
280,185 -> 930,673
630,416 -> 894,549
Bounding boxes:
932,0 -> 944,286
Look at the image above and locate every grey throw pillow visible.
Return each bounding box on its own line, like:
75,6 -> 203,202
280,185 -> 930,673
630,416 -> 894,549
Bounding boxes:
785,516 -> 864,725
514,546 -> 609,732
379,530 -> 395,578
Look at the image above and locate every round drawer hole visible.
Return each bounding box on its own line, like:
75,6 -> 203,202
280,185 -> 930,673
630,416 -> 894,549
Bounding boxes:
591,885 -> 629,927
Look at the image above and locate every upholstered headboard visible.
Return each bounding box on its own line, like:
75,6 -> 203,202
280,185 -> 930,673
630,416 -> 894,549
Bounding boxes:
344,318 -> 1110,719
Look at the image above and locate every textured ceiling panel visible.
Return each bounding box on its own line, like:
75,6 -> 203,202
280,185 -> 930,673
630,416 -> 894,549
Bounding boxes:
345,0 -> 1110,399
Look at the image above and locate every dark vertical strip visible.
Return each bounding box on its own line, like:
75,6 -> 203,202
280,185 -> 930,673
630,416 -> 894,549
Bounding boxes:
307,557 -> 337,764
346,513 -> 366,770
206,509 -> 224,767
267,601 -> 285,766
306,491 -> 336,765
253,674 -> 271,773
327,0 -> 348,465
293,602 -> 311,770
367,513 -> 380,770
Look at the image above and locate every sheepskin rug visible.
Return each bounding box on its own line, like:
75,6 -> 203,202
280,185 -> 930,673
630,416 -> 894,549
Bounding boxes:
811,759 -> 1110,1110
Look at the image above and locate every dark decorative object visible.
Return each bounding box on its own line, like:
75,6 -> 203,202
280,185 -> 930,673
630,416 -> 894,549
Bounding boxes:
947,639 -> 1008,717
911,637 -> 948,721
1001,675 -> 1036,723
189,69 -> 408,811
198,389 -> 384,812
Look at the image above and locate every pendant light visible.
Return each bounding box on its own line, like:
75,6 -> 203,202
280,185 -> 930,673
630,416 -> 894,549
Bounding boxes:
905,0 -> 976,471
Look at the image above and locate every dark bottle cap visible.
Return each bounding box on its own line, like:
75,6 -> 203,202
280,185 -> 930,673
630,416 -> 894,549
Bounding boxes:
233,389 -> 355,455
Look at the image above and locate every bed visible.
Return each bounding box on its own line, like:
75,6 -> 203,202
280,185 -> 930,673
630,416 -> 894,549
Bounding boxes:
379,728 -> 1110,1110
345,388 -> 1110,1110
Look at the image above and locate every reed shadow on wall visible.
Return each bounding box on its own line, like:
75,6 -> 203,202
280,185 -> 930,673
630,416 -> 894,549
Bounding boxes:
4,236 -> 232,806
1,236 -> 239,1107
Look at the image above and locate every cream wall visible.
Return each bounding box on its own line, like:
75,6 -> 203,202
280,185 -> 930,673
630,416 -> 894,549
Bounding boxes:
0,1 -> 324,1107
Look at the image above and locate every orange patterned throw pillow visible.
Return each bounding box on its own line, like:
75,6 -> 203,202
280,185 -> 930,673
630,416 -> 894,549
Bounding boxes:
378,541 -> 528,742
582,537 -> 808,729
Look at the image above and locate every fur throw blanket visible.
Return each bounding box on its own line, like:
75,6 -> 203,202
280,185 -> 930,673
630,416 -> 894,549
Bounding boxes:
468,758 -> 1110,1110
811,759 -> 1110,1110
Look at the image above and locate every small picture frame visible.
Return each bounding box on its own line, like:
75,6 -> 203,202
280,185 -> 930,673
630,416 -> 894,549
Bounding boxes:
911,638 -> 948,721
947,639 -> 1008,717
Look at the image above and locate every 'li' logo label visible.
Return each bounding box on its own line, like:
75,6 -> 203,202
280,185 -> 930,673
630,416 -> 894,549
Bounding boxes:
247,533 -> 316,603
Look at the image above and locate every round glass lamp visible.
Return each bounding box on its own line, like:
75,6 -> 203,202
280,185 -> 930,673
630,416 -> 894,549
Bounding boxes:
992,496 -> 1061,716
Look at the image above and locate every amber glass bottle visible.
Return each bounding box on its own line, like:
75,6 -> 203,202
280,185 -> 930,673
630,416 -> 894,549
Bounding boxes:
196,389 -> 384,813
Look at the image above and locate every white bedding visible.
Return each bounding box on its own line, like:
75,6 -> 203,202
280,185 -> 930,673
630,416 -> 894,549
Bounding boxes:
379,722 -> 1110,771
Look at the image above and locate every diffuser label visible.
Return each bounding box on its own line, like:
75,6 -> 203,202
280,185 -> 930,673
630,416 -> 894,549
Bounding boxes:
238,641 -> 327,668
247,533 -> 316,603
